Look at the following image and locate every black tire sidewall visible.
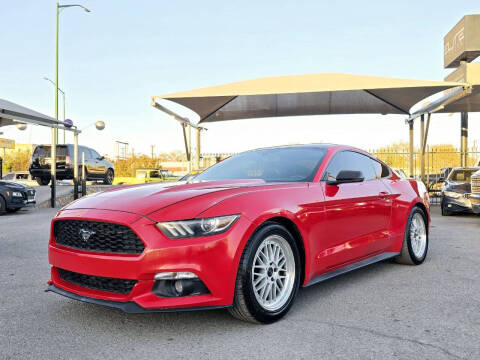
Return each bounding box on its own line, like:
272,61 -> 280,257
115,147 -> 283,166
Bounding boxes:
104,169 -> 113,185
0,196 -> 6,214
239,223 -> 301,323
406,208 -> 428,264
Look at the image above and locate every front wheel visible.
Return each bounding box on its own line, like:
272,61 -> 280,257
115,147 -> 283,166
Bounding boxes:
395,206 -> 428,265
103,169 -> 114,185
0,196 -> 6,215
228,223 -> 300,324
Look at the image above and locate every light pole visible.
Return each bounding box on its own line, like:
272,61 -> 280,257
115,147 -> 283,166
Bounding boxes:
51,2 -> 90,207
55,2 -> 90,143
44,76 -> 66,144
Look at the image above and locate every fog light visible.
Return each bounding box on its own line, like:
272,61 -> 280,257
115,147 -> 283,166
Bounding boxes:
152,277 -> 210,298
174,280 -> 184,294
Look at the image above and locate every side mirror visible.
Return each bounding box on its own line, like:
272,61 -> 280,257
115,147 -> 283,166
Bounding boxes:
327,170 -> 364,185
438,177 -> 445,183
98,156 -> 105,161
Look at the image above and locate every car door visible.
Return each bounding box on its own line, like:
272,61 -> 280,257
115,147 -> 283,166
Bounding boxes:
81,148 -> 96,176
90,149 -> 106,175
318,151 -> 392,270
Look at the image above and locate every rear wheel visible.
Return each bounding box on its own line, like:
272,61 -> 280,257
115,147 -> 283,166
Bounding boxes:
6,208 -> 20,213
36,177 -> 50,186
103,169 -> 114,185
228,223 -> 300,324
0,196 -> 6,215
395,206 -> 428,265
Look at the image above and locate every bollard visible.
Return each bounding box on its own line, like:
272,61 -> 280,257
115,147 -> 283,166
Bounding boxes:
81,152 -> 86,197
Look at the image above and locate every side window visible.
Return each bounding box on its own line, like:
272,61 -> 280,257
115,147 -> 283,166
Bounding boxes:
370,158 -> 390,178
324,151 -> 376,181
90,149 -> 100,159
3,173 -> 14,180
370,159 -> 382,179
79,147 -> 91,160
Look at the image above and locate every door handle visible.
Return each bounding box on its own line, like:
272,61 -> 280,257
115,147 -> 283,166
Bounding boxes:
378,191 -> 389,199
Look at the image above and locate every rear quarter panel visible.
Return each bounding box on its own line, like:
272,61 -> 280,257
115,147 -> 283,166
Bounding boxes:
382,178 -> 430,252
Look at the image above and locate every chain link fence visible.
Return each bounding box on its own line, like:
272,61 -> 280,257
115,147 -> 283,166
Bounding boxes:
370,147 -> 480,204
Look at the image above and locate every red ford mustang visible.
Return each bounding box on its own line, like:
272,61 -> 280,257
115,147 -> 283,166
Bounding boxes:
47,144 -> 430,323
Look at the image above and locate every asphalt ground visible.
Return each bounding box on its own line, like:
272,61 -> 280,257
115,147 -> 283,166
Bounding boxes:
1,206 -> 479,360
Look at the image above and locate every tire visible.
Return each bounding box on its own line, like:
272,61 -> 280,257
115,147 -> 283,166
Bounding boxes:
6,208 -> 20,213
0,196 -> 6,215
103,169 -> 114,185
441,199 -> 452,216
228,222 -> 301,324
395,206 -> 428,265
36,177 -> 50,186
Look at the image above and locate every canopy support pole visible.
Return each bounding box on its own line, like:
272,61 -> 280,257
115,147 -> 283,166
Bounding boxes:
461,112 -> 468,166
196,128 -> 201,170
409,120 -> 414,178
420,115 -> 425,182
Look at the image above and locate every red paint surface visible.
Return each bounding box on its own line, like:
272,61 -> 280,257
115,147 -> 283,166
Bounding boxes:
49,145 -> 430,310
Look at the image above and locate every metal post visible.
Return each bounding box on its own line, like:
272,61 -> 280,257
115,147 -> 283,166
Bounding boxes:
409,120 -> 414,178
50,127 -> 57,208
62,91 -> 66,144
55,2 -> 59,144
420,114 -> 425,183
186,124 -> 192,173
196,128 -> 201,170
81,152 -> 86,196
461,112 -> 468,167
73,131 -> 79,199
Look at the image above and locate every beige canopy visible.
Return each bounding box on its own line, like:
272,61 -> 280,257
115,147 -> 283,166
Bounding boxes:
153,73 -> 464,123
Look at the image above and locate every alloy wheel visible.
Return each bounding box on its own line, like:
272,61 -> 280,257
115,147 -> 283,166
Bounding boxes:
410,212 -> 427,259
251,234 -> 295,311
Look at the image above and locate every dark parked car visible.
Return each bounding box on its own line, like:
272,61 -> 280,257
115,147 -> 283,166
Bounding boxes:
0,179 -> 36,214
29,144 -> 114,186
441,167 -> 480,216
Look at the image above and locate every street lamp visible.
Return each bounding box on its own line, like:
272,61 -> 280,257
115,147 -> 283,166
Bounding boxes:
54,2 -> 90,142
50,2 -> 90,208
44,76 -> 66,143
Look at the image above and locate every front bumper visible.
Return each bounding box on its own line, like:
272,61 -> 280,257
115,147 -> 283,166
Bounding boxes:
48,208 -> 251,311
470,194 -> 480,214
442,195 -> 472,213
7,188 -> 36,209
45,284 -> 229,313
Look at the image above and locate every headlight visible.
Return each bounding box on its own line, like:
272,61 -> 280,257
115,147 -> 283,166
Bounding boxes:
444,191 -> 462,199
12,191 -> 23,197
156,215 -> 240,239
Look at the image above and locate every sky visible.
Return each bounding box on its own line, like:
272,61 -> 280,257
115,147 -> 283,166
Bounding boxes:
1,0 -> 480,157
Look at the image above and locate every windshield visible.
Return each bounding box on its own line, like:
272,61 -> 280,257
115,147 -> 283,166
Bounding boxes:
448,169 -> 477,182
195,147 -> 327,183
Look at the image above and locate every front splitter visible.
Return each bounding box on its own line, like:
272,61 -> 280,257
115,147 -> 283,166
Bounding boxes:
45,284 -> 230,313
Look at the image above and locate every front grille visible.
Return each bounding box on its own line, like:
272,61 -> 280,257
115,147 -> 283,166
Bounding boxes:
472,178 -> 480,194
54,220 -> 145,254
57,268 -> 137,294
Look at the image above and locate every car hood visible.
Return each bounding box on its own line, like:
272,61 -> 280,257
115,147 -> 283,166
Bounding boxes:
64,179 -> 270,215
0,180 -> 28,190
444,181 -> 471,193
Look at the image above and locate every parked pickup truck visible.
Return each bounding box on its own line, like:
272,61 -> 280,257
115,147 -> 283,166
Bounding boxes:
471,169 -> 480,214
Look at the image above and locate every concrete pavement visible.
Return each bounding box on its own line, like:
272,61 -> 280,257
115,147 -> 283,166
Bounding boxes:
1,206 -> 479,360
